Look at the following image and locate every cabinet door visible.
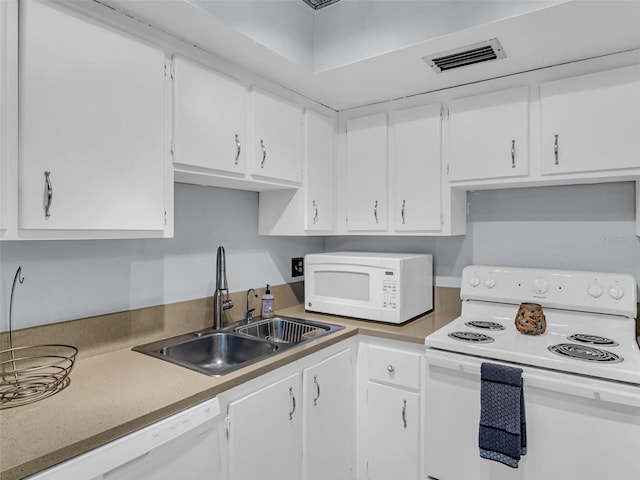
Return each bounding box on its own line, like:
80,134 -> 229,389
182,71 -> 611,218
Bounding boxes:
448,86 -> 529,182
227,372 -> 302,480
366,383 -> 420,480
540,64 -> 640,175
19,1 -> 166,231
252,89 -> 303,184
345,113 -> 388,231
303,348 -> 353,480
173,56 -> 245,175
391,104 -> 442,232
304,110 -> 335,232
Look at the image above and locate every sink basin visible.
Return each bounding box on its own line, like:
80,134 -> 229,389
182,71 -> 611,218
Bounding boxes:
234,317 -> 343,344
133,332 -> 279,376
133,317 -> 343,376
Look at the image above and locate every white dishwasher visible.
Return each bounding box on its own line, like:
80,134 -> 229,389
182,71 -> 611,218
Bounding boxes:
26,397 -> 222,480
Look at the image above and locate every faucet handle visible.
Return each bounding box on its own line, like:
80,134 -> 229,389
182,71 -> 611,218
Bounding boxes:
246,308 -> 255,324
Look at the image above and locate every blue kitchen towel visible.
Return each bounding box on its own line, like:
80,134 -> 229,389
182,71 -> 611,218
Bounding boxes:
479,362 -> 527,468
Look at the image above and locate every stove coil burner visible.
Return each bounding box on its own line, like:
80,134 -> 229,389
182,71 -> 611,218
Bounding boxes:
548,343 -> 623,363
567,334 -> 618,346
464,321 -> 505,331
448,332 -> 494,344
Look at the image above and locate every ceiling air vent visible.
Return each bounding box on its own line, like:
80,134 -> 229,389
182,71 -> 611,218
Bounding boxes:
302,0 -> 341,10
423,39 -> 506,73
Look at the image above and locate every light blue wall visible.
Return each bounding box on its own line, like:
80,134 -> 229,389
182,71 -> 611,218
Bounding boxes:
0,184 -> 324,331
2,181 -> 638,331
327,182 -> 640,290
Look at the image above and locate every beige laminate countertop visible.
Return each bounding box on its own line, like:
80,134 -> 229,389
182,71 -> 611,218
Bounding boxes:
0,306 -> 456,480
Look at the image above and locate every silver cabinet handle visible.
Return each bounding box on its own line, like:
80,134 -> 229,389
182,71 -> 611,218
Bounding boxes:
44,171 -> 53,218
402,399 -> 407,429
374,200 -> 379,224
313,375 -> 321,406
387,364 -> 395,373
401,200 -> 406,225
235,134 -> 241,165
554,134 -> 559,165
260,139 -> 266,168
289,386 -> 296,420
511,139 -> 516,168
312,200 -> 318,225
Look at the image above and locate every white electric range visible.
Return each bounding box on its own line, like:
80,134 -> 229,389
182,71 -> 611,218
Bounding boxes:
424,265 -> 640,480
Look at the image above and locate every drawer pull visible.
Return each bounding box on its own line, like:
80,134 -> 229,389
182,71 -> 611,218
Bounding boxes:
44,171 -> 53,218
313,375 -> 321,406
260,139 -> 267,168
289,386 -> 296,420
402,399 -> 407,428
234,134 -> 241,165
387,365 -> 395,373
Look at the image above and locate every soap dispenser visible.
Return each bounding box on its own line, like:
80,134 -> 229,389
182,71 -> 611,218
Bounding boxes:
261,284 -> 274,318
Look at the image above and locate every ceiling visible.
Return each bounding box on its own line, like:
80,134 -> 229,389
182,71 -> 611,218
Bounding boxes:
102,0 -> 640,111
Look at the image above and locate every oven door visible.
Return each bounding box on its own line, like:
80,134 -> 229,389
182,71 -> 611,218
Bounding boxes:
424,349 -> 640,480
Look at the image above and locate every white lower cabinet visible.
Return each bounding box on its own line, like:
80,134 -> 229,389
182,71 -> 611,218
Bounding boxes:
366,383 -> 420,480
226,372 -> 303,480
359,339 -> 424,480
303,348 -> 354,480
223,341 -> 355,480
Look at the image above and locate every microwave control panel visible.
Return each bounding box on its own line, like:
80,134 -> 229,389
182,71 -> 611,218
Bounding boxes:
382,271 -> 398,310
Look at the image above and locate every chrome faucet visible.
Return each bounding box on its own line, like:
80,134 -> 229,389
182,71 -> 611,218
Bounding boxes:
245,288 -> 258,324
213,246 -> 233,330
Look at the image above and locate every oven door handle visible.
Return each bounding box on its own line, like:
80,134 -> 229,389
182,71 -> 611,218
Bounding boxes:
524,373 -> 640,407
426,353 -> 640,408
425,354 -> 480,374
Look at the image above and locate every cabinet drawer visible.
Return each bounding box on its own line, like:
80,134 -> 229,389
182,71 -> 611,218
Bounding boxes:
368,345 -> 421,390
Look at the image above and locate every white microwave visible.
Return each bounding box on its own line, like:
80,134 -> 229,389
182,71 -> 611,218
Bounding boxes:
304,252 -> 433,324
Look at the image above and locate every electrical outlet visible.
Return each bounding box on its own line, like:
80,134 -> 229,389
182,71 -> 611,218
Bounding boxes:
291,257 -> 304,277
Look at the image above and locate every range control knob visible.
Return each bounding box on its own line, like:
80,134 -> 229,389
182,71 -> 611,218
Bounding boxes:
469,272 -> 480,287
533,277 -> 549,295
484,274 -> 496,289
608,284 -> 625,300
587,283 -> 603,298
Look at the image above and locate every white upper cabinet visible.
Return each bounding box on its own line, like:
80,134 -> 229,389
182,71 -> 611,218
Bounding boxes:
448,86 -> 529,182
257,108 -> 336,236
172,56 -> 246,176
540,64 -> 640,175
304,110 -> 335,232
391,104 -> 442,232
345,113 -> 388,232
251,88 -> 303,184
19,1 -> 168,234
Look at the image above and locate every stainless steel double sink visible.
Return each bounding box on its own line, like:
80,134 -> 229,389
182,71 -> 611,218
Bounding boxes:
133,317 -> 344,376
